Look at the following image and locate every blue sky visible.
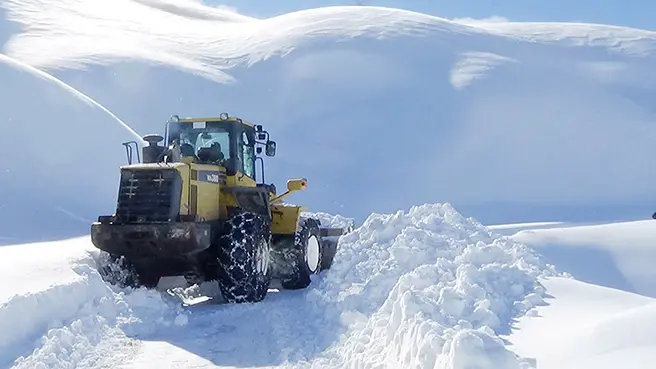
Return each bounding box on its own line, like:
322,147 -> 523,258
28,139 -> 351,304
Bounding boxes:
210,0 -> 654,30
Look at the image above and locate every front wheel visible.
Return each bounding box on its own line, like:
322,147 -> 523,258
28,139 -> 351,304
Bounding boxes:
215,211 -> 272,303
280,218 -> 323,290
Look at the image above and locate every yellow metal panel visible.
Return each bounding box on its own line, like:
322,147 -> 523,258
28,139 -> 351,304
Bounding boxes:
195,181 -> 220,221
175,164 -> 191,215
226,172 -> 257,188
271,205 -> 302,235
188,163 -> 225,222
218,191 -> 237,219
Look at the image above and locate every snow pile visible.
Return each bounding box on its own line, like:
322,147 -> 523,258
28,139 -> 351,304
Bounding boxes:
303,210 -> 355,233
0,238 -> 189,368
306,203 -> 559,369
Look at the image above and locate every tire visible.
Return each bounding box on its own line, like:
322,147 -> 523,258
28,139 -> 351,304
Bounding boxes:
97,252 -> 160,289
215,211 -> 272,303
280,218 -> 323,290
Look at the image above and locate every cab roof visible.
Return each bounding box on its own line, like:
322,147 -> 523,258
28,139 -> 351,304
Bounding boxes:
173,115 -> 254,128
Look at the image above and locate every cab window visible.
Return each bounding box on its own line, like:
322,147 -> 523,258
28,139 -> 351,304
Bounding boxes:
240,130 -> 256,178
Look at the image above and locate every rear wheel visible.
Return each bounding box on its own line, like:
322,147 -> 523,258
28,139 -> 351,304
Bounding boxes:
96,252 -> 160,289
215,211 -> 272,303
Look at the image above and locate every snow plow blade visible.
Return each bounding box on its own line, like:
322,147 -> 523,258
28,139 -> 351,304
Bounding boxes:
90,219 -> 212,260
317,224 -> 352,271
320,226 -> 351,237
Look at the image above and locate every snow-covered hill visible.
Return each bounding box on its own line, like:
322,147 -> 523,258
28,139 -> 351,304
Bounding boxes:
2,1 -> 656,241
510,220 -> 656,298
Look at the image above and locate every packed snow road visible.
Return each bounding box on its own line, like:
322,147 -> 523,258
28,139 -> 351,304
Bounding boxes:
0,204 -> 559,369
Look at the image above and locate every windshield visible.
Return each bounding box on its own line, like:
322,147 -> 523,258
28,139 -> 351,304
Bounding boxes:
179,128 -> 230,161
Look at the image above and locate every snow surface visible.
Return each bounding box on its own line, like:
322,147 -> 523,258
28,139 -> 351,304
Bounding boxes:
2,1 -> 656,227
0,237 -> 188,369
0,204 -> 560,368
512,220 -> 656,298
506,277 -> 656,369
497,220 -> 656,369
4,206 -> 656,368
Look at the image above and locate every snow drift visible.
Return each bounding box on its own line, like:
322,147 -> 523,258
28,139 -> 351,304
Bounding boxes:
0,237 -> 188,369
492,220 -> 656,369
2,2 -> 656,226
0,203 -> 559,368
511,220 -> 656,298
506,275 -> 656,369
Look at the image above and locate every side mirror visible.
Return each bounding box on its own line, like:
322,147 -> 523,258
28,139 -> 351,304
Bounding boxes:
265,140 -> 276,156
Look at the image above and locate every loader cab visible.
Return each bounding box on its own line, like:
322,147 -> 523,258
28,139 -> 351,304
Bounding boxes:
159,114 -> 276,182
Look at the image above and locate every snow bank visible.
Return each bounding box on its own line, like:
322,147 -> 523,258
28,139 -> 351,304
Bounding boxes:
307,203 -> 559,368
3,2 -> 656,223
0,237 -> 188,368
502,221 -> 656,368
511,220 -> 656,297
506,277 -> 656,369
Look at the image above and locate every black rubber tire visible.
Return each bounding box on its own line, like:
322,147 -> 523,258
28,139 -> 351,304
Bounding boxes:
280,218 -> 323,290
97,252 -> 160,289
215,211 -> 272,303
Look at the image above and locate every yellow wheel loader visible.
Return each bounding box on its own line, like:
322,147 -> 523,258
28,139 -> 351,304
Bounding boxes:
90,113 -> 351,303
